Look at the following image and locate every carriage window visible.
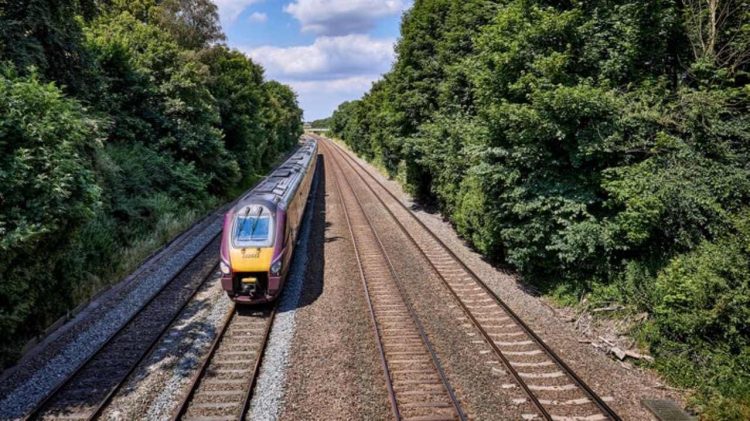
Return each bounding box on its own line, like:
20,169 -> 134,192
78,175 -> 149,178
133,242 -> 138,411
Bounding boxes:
233,205 -> 274,247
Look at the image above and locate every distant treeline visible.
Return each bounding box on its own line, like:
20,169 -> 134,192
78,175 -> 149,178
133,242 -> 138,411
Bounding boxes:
308,116 -> 332,128
0,0 -> 302,367
329,1 -> 750,418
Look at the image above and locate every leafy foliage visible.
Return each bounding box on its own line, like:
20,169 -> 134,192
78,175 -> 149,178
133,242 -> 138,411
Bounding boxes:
0,0 -> 96,96
329,0 -> 750,416
156,0 -> 225,50
307,116 -> 332,128
199,46 -> 265,184
86,10 -> 239,192
0,70 -> 101,360
650,213 -> 750,419
0,0 -> 302,367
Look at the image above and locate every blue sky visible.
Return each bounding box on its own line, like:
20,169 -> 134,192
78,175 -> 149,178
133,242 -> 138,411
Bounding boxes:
214,0 -> 411,121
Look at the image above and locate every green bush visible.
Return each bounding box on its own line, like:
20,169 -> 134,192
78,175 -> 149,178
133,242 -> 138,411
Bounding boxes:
329,0 -> 750,415
0,69 -> 101,363
648,213 -> 750,419
0,0 -> 303,367
85,10 -> 239,193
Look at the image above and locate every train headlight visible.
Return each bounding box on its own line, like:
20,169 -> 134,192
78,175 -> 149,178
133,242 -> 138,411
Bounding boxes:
270,259 -> 282,276
220,261 -> 230,275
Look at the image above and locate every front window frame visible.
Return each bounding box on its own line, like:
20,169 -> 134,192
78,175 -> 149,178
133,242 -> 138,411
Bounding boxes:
232,204 -> 275,248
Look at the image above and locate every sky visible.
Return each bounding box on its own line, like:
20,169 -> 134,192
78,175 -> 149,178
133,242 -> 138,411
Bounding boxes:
214,0 -> 411,121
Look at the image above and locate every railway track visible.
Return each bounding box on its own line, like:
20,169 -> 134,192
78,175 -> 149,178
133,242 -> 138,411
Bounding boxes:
330,150 -> 466,421
27,237 -> 221,421
322,137 -> 621,421
16,146 -> 308,420
171,305 -> 275,421
171,145 -> 322,421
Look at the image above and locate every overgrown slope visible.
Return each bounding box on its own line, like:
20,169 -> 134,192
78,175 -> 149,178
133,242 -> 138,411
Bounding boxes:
329,0 -> 750,418
0,0 -> 303,368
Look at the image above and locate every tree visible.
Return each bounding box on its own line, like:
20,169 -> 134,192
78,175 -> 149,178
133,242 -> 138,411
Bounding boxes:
0,0 -> 95,96
684,0 -> 750,75
262,81 -> 304,162
331,0 -> 750,415
86,11 -> 239,192
0,69 -> 101,363
156,0 -> 225,50
308,116 -> 331,128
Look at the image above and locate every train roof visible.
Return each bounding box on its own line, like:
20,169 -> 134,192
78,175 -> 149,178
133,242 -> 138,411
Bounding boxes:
235,137 -> 317,212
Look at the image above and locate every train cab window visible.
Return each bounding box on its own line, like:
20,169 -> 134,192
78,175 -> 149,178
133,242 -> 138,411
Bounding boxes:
233,205 -> 274,247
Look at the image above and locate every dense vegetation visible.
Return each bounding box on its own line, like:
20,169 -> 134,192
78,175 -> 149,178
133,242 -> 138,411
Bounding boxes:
329,0 -> 750,417
308,116 -> 332,128
0,0 -> 302,367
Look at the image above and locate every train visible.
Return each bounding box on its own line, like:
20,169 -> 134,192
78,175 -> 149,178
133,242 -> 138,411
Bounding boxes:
219,137 -> 318,304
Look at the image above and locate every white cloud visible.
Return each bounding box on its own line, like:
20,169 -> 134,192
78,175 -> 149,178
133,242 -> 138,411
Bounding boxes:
244,35 -> 395,120
244,35 -> 394,81
284,0 -> 408,35
291,76 -> 382,120
289,75 -> 378,94
248,11 -> 268,23
214,0 -> 262,25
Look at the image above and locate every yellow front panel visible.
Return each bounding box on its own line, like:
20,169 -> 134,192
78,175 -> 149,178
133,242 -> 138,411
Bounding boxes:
229,247 -> 274,272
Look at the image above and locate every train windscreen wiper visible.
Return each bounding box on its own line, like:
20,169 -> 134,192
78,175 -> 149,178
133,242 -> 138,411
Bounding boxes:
238,206 -> 252,241
248,206 -> 264,240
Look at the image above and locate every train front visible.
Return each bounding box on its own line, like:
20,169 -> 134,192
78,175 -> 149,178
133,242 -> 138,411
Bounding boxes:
220,197 -> 286,304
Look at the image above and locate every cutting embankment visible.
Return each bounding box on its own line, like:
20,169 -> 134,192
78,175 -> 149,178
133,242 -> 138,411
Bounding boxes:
326,1 -> 750,418
0,0 -> 303,370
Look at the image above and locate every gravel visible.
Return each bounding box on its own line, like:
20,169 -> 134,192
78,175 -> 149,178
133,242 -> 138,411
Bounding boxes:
145,291 -> 232,421
0,215 -> 222,420
333,138 -> 685,420
100,270 -> 232,420
279,155 -> 391,420
246,162 -> 321,421
340,153 -> 538,420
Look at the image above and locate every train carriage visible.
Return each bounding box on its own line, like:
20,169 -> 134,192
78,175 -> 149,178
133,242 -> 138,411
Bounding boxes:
220,138 -> 318,304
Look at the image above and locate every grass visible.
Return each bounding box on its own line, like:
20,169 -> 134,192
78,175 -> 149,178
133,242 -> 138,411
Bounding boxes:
69,203 -> 213,310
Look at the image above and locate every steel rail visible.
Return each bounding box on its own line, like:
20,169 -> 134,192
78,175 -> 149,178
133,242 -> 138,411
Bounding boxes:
170,304 -> 277,421
89,262 -> 220,420
22,143 -> 305,421
322,136 -> 621,421
237,307 -> 276,421
330,158 -> 400,421
329,149 -> 466,421
26,238 -> 220,421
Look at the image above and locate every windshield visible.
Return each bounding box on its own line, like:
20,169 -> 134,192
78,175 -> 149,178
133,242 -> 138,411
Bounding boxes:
233,205 -> 274,247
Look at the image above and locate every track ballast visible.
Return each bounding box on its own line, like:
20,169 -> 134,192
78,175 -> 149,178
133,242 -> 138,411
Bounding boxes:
331,145 -> 466,421
171,305 -> 275,421
322,136 -> 621,421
